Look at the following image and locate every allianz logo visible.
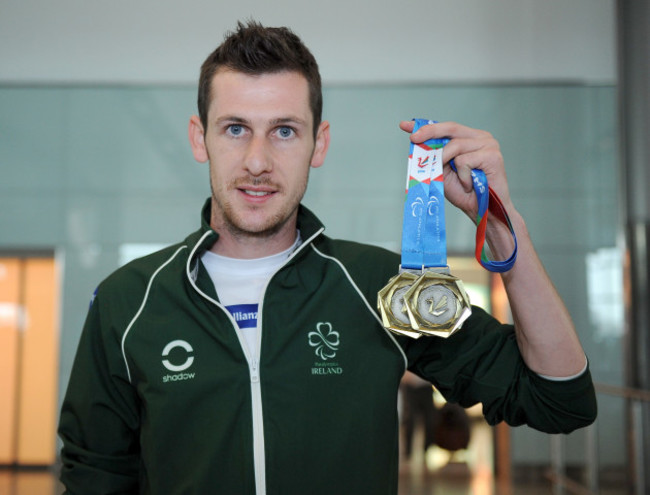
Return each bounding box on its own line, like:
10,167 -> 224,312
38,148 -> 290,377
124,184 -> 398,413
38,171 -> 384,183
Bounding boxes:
161,339 -> 196,383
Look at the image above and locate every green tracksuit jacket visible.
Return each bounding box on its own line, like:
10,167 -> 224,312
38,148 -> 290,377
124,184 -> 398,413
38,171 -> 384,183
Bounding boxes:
58,200 -> 597,495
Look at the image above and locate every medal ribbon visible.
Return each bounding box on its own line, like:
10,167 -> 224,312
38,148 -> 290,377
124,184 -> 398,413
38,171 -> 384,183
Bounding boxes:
401,122 -> 448,270
402,119 -> 517,273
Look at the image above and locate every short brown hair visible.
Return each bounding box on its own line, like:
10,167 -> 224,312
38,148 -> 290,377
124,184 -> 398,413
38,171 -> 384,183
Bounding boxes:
197,20 -> 322,136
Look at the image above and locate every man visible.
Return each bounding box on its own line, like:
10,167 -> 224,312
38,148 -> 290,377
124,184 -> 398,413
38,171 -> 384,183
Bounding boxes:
58,21 -> 596,495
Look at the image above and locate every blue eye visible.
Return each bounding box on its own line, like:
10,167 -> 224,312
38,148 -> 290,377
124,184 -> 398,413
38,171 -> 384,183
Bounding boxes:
277,126 -> 294,139
227,124 -> 244,136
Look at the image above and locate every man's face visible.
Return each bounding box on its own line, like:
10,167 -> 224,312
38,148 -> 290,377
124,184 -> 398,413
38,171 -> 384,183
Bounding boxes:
189,69 -> 329,241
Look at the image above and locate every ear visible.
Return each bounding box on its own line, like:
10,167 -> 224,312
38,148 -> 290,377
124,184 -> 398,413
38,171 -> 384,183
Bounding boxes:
188,115 -> 209,163
310,120 -> 330,169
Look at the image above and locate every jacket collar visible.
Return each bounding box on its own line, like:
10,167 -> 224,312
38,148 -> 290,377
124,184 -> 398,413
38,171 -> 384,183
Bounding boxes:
186,197 -> 325,261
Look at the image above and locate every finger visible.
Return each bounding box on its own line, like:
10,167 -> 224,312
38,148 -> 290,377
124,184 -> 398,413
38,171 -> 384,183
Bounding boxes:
399,120 -> 415,133
454,149 -> 498,173
411,122 -> 471,143
446,159 -> 474,193
398,120 -> 448,142
452,148 -> 504,190
411,121 -> 483,143
441,136 -> 497,166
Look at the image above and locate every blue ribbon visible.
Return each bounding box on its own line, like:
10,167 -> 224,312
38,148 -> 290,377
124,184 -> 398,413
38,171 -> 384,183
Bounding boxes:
401,118 -> 517,273
401,119 -> 449,270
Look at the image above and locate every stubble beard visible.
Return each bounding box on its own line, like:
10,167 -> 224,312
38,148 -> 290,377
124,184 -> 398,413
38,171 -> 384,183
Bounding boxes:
210,174 -> 307,242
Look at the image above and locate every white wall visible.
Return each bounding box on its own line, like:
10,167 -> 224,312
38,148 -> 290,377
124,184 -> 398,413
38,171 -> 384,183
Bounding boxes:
0,0 -> 616,85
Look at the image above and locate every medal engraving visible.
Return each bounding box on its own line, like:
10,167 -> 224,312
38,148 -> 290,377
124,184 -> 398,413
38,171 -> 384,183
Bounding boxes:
390,285 -> 412,326
420,284 -> 457,324
404,270 -> 472,338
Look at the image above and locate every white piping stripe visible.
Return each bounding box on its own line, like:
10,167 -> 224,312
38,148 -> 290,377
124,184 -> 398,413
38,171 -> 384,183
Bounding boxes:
291,227 -> 325,260
184,232 -> 242,329
310,244 -> 408,370
120,245 -> 188,383
186,231 -> 216,293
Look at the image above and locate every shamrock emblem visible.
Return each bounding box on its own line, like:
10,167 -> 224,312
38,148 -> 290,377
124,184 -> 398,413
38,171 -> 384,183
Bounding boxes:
308,322 -> 340,360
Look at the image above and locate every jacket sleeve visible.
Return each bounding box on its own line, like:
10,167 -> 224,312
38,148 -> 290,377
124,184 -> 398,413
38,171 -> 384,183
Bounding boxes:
58,291 -> 141,494
403,306 -> 597,434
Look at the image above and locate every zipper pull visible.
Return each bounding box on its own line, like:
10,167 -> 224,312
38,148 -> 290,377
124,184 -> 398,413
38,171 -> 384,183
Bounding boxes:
250,359 -> 260,383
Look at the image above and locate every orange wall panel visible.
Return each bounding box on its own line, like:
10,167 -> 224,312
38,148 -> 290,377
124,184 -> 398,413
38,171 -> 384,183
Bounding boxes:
16,258 -> 59,465
0,258 -> 21,464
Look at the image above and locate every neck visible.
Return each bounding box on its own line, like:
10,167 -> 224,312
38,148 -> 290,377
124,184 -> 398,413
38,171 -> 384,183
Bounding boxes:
209,219 -> 299,260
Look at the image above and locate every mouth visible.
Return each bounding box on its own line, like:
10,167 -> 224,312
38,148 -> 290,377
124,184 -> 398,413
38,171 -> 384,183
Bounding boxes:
236,183 -> 278,202
241,189 -> 273,197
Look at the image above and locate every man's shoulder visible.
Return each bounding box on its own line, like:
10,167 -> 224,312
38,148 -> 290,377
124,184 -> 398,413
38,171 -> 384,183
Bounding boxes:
315,236 -> 399,266
311,236 -> 400,288
97,242 -> 190,301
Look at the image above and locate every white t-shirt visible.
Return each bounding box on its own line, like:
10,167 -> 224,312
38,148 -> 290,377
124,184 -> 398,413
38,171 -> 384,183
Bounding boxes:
200,233 -> 302,357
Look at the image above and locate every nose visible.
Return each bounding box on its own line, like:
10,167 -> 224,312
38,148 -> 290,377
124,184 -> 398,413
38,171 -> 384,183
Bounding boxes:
244,136 -> 273,176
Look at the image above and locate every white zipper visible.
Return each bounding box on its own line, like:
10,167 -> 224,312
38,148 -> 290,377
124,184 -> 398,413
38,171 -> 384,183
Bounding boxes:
249,358 -> 266,494
188,283 -> 268,494
247,228 -> 323,494
186,235 -> 267,494
187,228 -> 324,495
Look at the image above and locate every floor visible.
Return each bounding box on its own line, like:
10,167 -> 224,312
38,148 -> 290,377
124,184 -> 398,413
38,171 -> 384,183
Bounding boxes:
0,466 -> 557,495
398,416 -> 518,495
396,418 -> 626,495
0,469 -> 63,495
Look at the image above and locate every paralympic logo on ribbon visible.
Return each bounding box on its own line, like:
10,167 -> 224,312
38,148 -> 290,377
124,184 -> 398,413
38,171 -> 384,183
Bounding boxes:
411,196 -> 440,217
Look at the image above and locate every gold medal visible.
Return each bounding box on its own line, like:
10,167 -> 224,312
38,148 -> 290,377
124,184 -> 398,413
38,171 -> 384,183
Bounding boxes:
403,270 -> 471,338
378,269 -> 472,339
379,118 -> 474,339
377,271 -> 423,339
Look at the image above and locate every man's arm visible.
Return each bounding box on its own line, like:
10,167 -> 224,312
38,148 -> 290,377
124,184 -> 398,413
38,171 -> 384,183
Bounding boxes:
58,292 -> 141,494
400,120 -> 587,378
